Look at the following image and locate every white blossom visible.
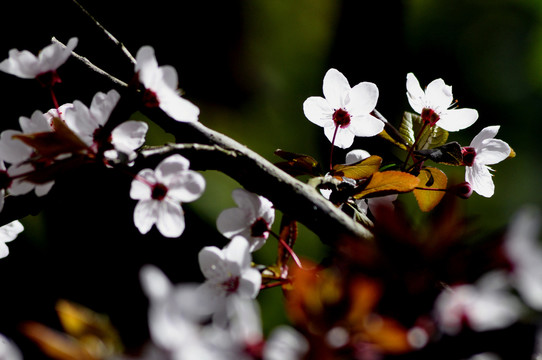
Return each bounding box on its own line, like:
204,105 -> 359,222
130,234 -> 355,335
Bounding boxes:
303,68 -> 384,149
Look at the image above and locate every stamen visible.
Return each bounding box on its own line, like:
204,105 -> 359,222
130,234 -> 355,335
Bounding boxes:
151,183 -> 168,200
332,108 -> 351,128
251,217 -> 269,237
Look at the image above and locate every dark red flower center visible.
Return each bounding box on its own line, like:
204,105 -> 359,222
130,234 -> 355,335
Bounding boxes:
142,88 -> 160,108
333,108 -> 351,128
222,276 -> 240,293
151,183 -> 168,201
421,108 -> 440,126
251,217 -> 269,238
461,147 -> 477,167
36,70 -> 62,88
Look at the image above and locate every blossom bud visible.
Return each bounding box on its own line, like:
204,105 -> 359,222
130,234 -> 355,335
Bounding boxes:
450,182 -> 473,199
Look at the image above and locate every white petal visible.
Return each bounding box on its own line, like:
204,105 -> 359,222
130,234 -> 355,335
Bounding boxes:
155,154 -> 190,183
63,100 -> 96,146
466,163 -> 495,198
231,189 -> 261,220
0,220 -> 23,243
424,78 -> 453,111
345,149 -> 371,164
19,110 -> 51,133
406,73 -> 426,114
239,268 -> 262,298
324,125 -> 354,149
0,49 -> 39,78
470,126 -> 500,148
156,201 -> 185,238
159,92 -> 200,123
0,243 -> 9,259
198,246 -> 227,281
224,236 -> 251,270
475,139 -> 511,165
303,96 -> 334,127
133,199 -> 158,234
322,68 -> 350,109
89,89 -> 120,127
167,171 -> 206,203
139,264 -> 172,300
0,130 -> 33,164
130,169 -> 154,200
216,208 -> 249,238
35,181 -> 54,197
111,120 -> 148,152
135,46 -> 159,87
436,108 -> 479,132
346,82 -> 379,115
348,114 -> 385,137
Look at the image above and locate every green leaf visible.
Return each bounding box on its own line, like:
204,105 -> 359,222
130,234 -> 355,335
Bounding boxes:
398,112 -> 449,150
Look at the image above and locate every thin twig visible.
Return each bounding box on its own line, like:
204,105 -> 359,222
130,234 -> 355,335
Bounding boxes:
52,37 -> 128,88
71,0 -> 136,65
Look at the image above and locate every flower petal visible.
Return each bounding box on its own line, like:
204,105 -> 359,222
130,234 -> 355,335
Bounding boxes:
406,73 -> 426,114
345,149 -> 371,164
470,126 -> 500,148
198,246 -> 227,282
303,96 -> 334,127
437,108 -> 479,132
347,82 -> 379,116
476,139 -> 511,165
424,78 -> 453,111
159,92 -> 200,123
155,154 -> 190,183
111,120 -> 149,153
348,114 -> 385,137
224,236 -> 251,270
238,268 -> 262,298
231,189 -> 261,220
324,125 -> 354,149
130,169 -> 154,200
156,201 -> 185,238
89,89 -> 120,127
167,170 -> 206,203
216,208 -> 249,238
133,199 -> 158,234
466,163 -> 495,198
322,68 -> 350,109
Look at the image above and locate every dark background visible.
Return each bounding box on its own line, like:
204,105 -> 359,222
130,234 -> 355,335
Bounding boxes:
0,0 -> 540,358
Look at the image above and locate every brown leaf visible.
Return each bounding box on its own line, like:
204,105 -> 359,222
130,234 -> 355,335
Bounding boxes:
274,149 -> 321,177
13,117 -> 89,160
331,155 -> 382,181
413,167 -> 448,212
353,171 -> 420,199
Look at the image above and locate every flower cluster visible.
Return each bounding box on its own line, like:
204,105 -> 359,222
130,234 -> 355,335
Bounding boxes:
0,18 -> 537,360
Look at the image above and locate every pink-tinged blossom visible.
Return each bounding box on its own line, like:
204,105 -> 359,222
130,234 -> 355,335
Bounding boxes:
0,111 -> 55,197
64,89 -> 148,163
406,72 -> 478,131
198,236 -> 261,300
303,68 -> 384,149
463,126 -> 510,198
0,220 -> 24,259
0,38 -> 77,81
130,154 -> 205,238
216,189 -> 275,252
433,271 -> 521,335
503,206 -> 542,311
135,46 -> 200,122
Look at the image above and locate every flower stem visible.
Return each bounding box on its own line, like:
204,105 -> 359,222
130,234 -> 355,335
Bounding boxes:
403,122 -> 428,171
270,230 -> 303,269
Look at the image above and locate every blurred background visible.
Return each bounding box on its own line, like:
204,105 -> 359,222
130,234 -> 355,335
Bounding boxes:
0,0 -> 541,357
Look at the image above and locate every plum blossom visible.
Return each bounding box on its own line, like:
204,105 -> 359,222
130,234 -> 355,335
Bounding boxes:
135,46 -> 200,122
406,72 -> 478,131
503,206 -> 542,311
463,126 -> 511,198
216,189 -> 275,252
0,37 -> 77,83
198,236 -> 261,301
130,154 -> 205,238
64,89 -> 148,163
433,271 -> 521,335
0,110 -> 55,197
303,68 -> 384,149
0,220 -> 24,259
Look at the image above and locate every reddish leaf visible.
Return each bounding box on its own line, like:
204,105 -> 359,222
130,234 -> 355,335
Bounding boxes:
331,155 -> 382,181
353,171 -> 420,199
274,149 -> 322,177
13,117 -> 89,160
